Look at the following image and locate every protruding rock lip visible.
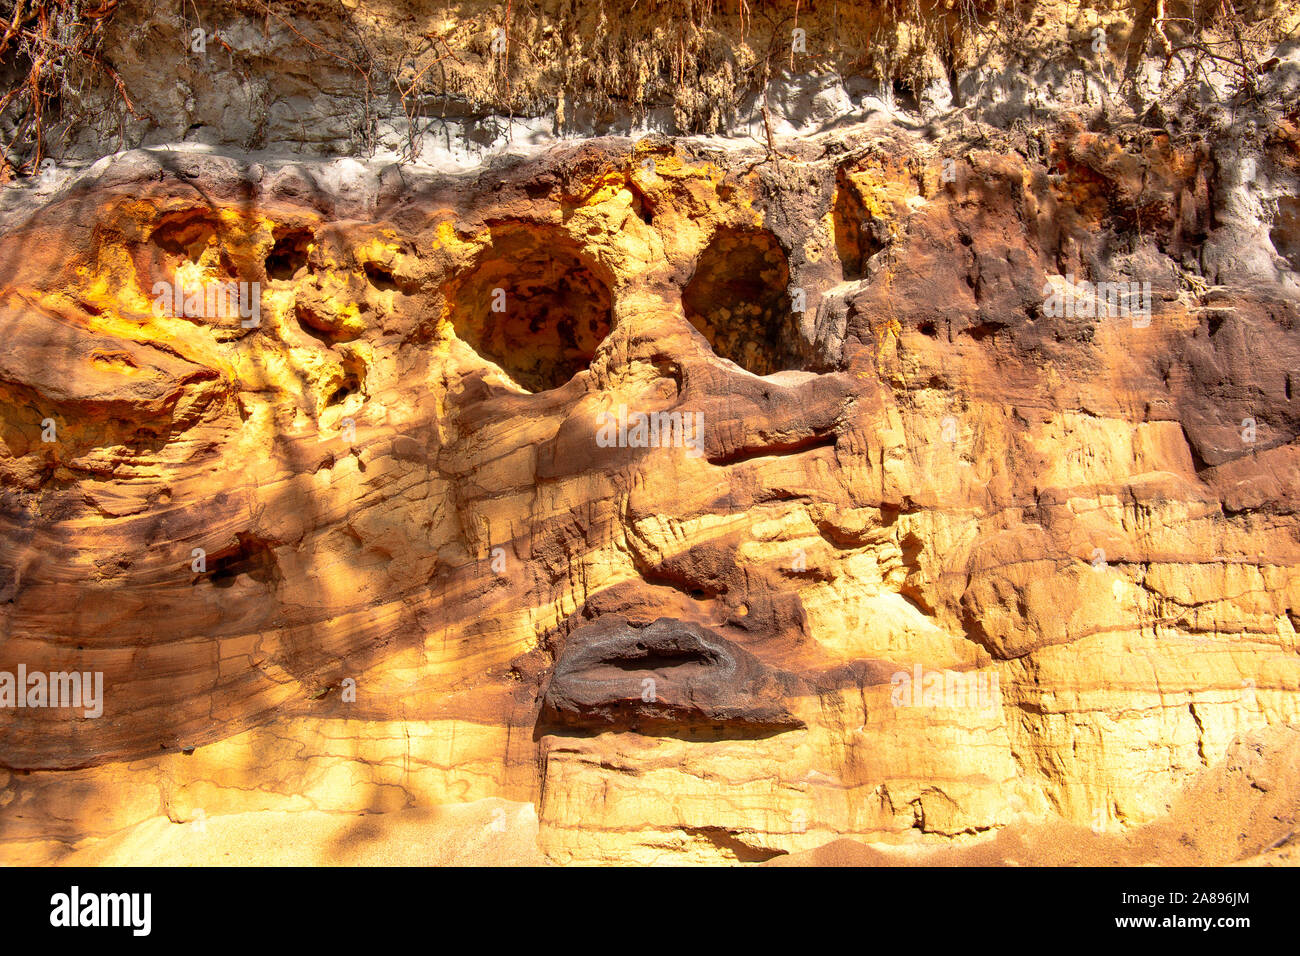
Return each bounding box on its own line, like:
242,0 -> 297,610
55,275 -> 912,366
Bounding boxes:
540,616 -> 804,738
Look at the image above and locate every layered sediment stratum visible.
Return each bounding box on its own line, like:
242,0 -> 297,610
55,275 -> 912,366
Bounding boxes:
0,0 -> 1298,865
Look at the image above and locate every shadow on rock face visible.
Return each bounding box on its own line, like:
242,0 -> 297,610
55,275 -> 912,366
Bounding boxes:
538,616 -> 804,740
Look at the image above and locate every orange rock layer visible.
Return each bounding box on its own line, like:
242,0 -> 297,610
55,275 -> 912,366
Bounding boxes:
0,127 -> 1298,864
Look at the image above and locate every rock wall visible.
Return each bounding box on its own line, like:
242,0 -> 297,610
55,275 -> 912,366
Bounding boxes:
0,0 -> 1298,865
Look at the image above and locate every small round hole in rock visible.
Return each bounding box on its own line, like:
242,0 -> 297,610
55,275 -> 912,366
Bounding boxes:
325,376 -> 359,407
152,210 -> 218,262
683,227 -> 802,376
832,171 -> 885,281
364,261 -> 399,292
266,228 -> 312,281
445,223 -> 614,393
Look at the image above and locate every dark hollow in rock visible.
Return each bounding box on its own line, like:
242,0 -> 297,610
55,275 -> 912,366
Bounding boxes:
541,615 -> 803,737
151,209 -> 219,262
832,171 -> 885,280
203,533 -> 282,590
445,222 -> 614,393
265,228 -> 313,281
683,227 -> 802,376
363,261 -> 398,291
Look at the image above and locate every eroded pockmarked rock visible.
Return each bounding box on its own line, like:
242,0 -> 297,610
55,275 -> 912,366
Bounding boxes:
0,101 -> 1298,866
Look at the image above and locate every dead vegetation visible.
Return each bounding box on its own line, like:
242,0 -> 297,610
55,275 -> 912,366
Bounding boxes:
0,0 -> 142,177
0,0 -> 1296,173
1125,0 -> 1294,106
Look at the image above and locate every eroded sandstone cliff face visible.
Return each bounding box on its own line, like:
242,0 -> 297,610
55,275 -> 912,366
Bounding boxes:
0,0 -> 1298,865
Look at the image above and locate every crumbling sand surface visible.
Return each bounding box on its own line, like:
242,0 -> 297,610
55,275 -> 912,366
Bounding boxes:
42,800 -> 546,867
22,725 -> 1297,867
771,725 -> 1300,867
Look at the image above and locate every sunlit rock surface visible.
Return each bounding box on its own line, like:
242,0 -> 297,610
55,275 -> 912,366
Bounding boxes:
0,0 -> 1298,865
